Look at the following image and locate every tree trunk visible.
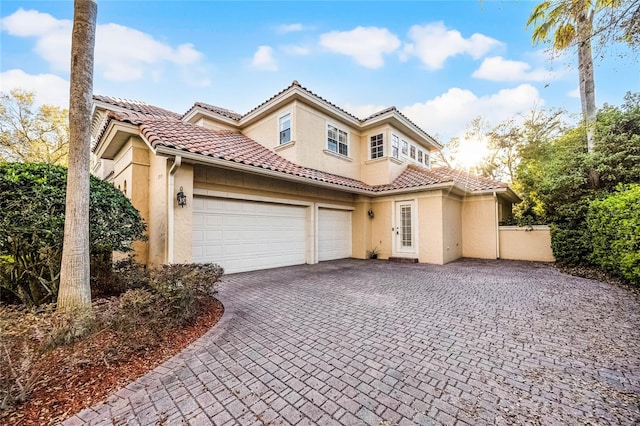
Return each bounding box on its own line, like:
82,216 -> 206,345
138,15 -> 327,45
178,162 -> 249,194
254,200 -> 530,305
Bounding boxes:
57,0 -> 97,311
577,8 -> 597,153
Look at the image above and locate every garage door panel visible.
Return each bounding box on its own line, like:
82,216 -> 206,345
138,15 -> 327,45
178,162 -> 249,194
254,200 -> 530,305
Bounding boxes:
193,197 -> 307,273
318,209 -> 352,261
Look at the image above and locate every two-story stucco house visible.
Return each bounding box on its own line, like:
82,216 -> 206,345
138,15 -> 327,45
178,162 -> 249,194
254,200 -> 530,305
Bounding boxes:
91,81 -> 520,273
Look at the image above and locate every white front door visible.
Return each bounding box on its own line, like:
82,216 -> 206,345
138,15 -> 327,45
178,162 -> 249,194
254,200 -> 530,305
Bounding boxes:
394,201 -> 416,256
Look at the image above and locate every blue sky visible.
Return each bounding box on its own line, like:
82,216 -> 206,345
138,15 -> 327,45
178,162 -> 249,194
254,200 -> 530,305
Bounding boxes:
1,1 -> 638,142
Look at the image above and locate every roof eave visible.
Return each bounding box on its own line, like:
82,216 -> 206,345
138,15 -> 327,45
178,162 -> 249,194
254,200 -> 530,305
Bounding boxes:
155,146 -> 373,195
361,112 -> 442,151
182,106 -> 240,127
94,120 -> 144,159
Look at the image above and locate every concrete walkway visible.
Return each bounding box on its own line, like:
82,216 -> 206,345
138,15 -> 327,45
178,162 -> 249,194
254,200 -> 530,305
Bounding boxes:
65,259 -> 640,425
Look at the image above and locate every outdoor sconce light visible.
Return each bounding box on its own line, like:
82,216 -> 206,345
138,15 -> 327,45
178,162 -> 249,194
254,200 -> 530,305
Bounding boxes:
367,208 -> 374,218
177,186 -> 187,208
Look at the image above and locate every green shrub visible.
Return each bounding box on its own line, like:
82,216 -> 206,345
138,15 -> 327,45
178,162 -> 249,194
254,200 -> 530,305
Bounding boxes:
0,162 -> 147,305
550,225 -> 593,266
587,185 -> 640,284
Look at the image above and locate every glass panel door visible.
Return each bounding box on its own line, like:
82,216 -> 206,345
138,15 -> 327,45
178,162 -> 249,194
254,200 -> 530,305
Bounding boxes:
395,201 -> 415,254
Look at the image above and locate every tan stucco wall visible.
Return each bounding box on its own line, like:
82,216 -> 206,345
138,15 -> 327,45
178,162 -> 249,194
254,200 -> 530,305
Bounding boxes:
171,164 -> 194,264
369,198 -> 393,259
442,194 -> 463,263
417,193 -> 443,264
242,107 -> 284,151
352,196 -> 372,259
295,102 -> 361,180
110,137 -> 150,264
198,117 -> 238,132
499,226 -> 555,262
147,155 -> 168,266
462,195 -> 498,259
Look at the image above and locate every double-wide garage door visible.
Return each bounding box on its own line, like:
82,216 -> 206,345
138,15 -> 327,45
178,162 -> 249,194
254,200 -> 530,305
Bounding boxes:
193,197 -> 352,273
193,197 -> 307,273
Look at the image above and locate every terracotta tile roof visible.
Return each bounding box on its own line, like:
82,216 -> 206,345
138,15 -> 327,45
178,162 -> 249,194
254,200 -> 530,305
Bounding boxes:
110,111 -> 371,191
182,102 -> 242,121
95,92 -> 506,196
104,110 -> 506,194
375,165 -> 506,192
93,95 -> 181,120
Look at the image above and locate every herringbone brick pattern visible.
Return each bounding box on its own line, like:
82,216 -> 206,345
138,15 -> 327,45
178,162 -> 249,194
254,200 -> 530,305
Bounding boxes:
65,259 -> 640,425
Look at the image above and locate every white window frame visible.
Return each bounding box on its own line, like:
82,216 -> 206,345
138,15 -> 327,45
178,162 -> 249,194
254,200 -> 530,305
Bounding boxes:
391,134 -> 400,159
327,123 -> 349,157
410,145 -> 416,159
370,133 -> 384,159
424,151 -> 431,168
417,150 -> 423,164
279,112 -> 292,145
401,139 -> 408,156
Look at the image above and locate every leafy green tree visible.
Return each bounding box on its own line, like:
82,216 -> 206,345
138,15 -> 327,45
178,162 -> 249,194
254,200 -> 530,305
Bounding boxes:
513,92 -> 640,267
590,92 -> 640,189
527,0 -> 623,152
0,90 -> 69,165
0,163 -> 146,306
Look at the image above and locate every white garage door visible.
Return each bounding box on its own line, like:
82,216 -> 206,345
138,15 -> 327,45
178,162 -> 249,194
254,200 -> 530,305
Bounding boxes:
318,208 -> 352,261
192,197 -> 307,273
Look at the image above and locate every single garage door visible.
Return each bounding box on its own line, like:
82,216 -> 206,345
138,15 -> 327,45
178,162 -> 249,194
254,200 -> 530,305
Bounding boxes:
192,197 -> 307,273
318,208 -> 352,261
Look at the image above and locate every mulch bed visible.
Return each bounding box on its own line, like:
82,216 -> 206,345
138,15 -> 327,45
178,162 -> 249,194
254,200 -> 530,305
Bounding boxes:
1,298 -> 224,425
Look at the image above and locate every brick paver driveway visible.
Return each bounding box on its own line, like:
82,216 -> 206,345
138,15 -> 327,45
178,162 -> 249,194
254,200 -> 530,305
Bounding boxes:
66,259 -> 640,425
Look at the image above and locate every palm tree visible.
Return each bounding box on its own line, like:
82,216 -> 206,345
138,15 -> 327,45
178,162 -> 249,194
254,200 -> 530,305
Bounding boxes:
527,0 -> 621,153
57,0 -> 98,311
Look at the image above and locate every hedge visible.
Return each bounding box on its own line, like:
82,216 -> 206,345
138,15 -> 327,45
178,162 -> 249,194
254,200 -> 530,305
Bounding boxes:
587,184 -> 640,284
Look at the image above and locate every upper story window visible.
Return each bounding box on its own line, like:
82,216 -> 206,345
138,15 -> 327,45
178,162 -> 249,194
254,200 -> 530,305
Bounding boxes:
391,134 -> 399,159
370,133 -> 384,159
410,145 -> 416,159
418,150 -> 423,163
424,152 -> 431,168
327,124 -> 348,156
401,140 -> 408,155
279,113 -> 291,144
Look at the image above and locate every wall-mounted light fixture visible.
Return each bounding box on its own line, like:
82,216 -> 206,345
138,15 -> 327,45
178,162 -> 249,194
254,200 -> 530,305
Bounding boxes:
367,208 -> 374,218
177,186 -> 187,208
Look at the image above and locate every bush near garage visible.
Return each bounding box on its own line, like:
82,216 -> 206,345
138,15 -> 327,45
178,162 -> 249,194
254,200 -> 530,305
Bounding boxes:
0,162 -> 147,306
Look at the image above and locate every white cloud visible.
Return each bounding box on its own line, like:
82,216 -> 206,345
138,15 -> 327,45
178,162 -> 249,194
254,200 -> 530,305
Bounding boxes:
276,23 -> 305,34
0,69 -> 70,107
319,26 -> 400,68
401,84 -> 543,142
0,8 -> 62,36
251,45 -> 278,71
281,45 -> 310,56
403,22 -> 502,70
342,103 -> 387,120
472,56 -> 558,82
0,9 -> 209,86
568,87 -> 580,98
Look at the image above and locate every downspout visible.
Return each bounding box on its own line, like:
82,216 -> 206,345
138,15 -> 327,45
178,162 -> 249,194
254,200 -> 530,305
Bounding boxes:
167,156 -> 182,264
494,191 -> 500,259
